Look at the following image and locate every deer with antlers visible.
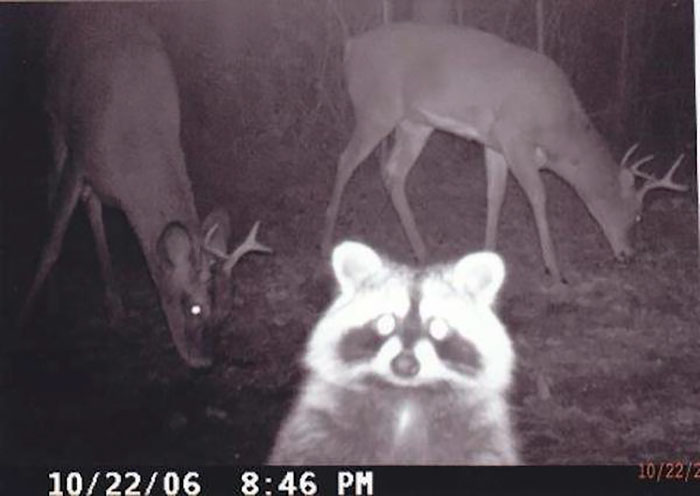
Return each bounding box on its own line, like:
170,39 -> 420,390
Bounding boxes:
321,23 -> 687,282
18,7 -> 271,367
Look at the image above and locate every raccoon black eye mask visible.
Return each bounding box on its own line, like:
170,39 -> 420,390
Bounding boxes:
338,314 -> 483,380
269,241 -> 519,465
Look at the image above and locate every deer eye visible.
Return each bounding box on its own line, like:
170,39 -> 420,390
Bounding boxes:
190,304 -> 203,316
635,214 -> 642,223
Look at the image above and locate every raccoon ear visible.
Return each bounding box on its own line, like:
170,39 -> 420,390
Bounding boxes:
331,241 -> 384,292
452,251 -> 505,305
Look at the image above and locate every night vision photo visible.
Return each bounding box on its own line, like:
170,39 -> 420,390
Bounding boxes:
0,0 -> 697,469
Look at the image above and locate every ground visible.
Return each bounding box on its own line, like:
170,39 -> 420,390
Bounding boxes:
2,122 -> 698,466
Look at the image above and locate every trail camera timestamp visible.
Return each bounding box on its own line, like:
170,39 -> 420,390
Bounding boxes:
46,470 -> 374,496
240,470 -> 374,496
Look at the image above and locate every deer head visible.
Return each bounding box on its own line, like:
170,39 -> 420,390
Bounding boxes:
608,143 -> 688,261
155,210 -> 271,368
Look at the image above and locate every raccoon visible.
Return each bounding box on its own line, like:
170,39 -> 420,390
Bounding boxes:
269,241 -> 519,465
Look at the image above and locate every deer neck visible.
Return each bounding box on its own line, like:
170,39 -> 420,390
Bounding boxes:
547,128 -> 626,212
545,130 -> 636,256
122,162 -> 202,273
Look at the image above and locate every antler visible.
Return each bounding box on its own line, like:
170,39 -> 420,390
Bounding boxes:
633,153 -> 688,202
621,143 -> 688,202
204,221 -> 272,276
620,142 -> 655,177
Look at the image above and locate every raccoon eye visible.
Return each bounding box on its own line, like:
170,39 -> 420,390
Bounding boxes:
429,318 -> 450,341
376,314 -> 396,336
190,304 -> 203,317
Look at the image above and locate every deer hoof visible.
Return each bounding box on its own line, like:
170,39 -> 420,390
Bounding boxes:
616,253 -> 633,265
544,268 -> 567,283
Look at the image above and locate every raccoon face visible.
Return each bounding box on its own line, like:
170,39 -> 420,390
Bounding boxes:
305,242 -> 514,394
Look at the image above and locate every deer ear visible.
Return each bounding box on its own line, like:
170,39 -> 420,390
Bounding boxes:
331,241 -> 384,293
202,208 -> 231,253
452,251 -> 505,306
157,222 -> 194,268
618,168 -> 636,197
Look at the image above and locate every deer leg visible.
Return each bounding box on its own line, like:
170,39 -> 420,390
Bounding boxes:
381,120 -> 432,262
502,141 -> 564,283
83,186 -> 125,324
484,148 -> 509,250
47,117 -> 68,208
17,167 -> 82,327
46,124 -> 69,315
322,119 -> 393,256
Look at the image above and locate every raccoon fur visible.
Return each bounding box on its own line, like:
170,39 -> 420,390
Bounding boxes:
269,241 -> 519,465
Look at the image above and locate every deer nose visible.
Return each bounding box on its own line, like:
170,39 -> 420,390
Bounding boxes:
615,247 -> 635,264
391,351 -> 420,378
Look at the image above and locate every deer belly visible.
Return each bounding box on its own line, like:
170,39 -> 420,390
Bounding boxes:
419,107 -> 495,144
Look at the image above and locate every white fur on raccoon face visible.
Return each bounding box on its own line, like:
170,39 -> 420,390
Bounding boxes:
304,242 -> 514,395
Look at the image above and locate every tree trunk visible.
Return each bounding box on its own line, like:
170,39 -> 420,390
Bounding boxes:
536,0 -> 545,53
615,0 -> 631,141
382,0 -> 393,23
412,0 -> 453,24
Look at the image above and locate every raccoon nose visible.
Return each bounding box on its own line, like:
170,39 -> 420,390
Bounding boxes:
391,351 -> 420,378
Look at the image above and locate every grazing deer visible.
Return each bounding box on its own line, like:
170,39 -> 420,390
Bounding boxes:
321,23 -> 687,282
18,7 -> 271,367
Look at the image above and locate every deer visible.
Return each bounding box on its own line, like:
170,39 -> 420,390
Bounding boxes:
321,23 -> 688,282
17,6 -> 271,368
